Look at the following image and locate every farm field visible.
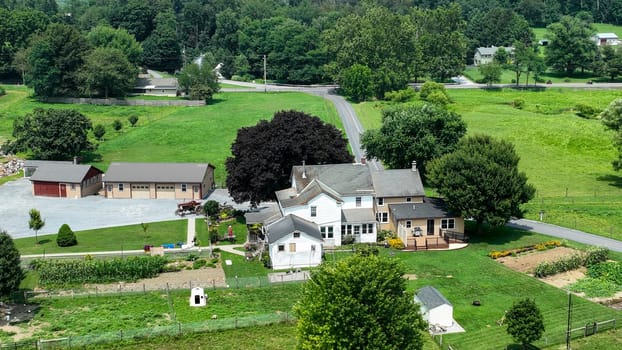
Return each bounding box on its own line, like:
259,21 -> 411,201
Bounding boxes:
462,66 -> 618,85
532,23 -> 622,42
354,88 -> 622,240
0,85 -> 342,185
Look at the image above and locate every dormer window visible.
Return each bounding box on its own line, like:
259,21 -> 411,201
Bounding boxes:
293,231 -> 300,238
310,206 -> 317,217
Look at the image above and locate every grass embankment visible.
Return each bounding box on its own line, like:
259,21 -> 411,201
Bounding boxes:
0,85 -> 341,185
354,88 -> 622,240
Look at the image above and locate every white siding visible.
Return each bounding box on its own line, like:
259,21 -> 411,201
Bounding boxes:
282,194 -> 341,226
341,195 -> 374,209
428,305 -> 454,328
269,231 -> 322,270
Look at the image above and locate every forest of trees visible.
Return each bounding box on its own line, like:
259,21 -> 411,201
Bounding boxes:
2,1 -> 622,98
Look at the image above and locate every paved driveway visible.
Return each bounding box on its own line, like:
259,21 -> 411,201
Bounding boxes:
0,179 -> 249,239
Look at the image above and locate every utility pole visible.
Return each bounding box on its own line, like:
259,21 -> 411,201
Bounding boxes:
566,292 -> 572,350
263,54 -> 267,93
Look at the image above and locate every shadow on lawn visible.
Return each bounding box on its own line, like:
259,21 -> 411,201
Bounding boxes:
506,344 -> 541,350
596,174 -> 622,189
466,221 -> 541,247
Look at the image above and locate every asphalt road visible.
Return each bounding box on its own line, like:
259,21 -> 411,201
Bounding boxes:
508,219 -> 622,253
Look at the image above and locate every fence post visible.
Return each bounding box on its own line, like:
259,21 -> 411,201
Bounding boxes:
119,330 -> 123,342
212,279 -> 215,289
143,283 -> 146,294
178,322 -> 182,336
235,275 -> 239,288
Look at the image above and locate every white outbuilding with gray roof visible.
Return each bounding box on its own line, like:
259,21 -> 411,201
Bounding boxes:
414,285 -> 454,328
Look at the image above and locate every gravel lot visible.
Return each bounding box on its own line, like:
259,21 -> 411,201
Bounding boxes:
0,178 -> 248,239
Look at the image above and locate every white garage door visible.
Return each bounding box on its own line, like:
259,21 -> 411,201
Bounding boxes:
131,184 -> 150,199
156,184 -> 175,199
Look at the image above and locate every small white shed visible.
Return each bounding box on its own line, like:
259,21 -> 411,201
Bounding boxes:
189,287 -> 207,307
414,286 -> 453,328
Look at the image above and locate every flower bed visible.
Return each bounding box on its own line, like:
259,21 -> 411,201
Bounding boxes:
488,240 -> 561,259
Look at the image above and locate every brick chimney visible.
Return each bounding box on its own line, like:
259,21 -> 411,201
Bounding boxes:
360,156 -> 366,165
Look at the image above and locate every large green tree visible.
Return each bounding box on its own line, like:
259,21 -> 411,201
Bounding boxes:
142,11 -> 182,72
294,254 -> 425,349
339,64 -> 374,102
322,6 -> 419,99
545,15 -> 597,75
226,110 -> 353,206
25,23 -> 91,97
7,108 -> 93,160
86,25 -> 143,66
177,61 -> 220,98
361,104 -> 467,179
79,47 -> 137,99
506,298 -> 545,349
600,98 -> 622,170
0,8 -> 48,77
413,3 -> 467,82
427,134 -> 536,232
0,230 -> 23,298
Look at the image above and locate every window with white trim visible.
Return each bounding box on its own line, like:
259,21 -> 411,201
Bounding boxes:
310,206 -> 317,217
441,218 -> 455,229
293,231 -> 300,238
362,223 -> 374,234
320,226 -> 334,239
353,225 -> 360,235
278,244 -> 285,252
376,212 -> 388,223
377,197 -> 384,206
406,221 -> 412,228
118,183 -> 124,192
181,184 -> 187,192
356,197 -> 361,207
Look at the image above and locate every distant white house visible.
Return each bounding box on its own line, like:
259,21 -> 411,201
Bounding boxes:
414,286 -> 454,328
132,77 -> 178,96
266,214 -> 323,270
473,46 -> 514,66
592,33 -> 620,46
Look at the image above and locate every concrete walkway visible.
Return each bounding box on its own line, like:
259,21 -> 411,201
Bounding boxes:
216,244 -> 246,257
187,216 -> 195,247
508,219 -> 622,253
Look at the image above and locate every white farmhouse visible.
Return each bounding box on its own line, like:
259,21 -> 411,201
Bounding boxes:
266,214 -> 323,270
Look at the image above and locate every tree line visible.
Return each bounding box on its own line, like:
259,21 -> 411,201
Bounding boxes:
2,1 -> 622,99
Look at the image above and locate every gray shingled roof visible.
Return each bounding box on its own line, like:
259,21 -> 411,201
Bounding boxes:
104,162 -> 214,183
291,163 -> 373,195
244,203 -> 283,225
475,46 -> 513,56
416,286 -> 452,309
371,169 -> 424,197
389,197 -> 454,220
24,160 -> 73,168
267,214 -> 322,243
277,179 -> 343,208
30,164 -> 101,183
341,208 -> 376,223
134,78 -> 178,89
595,32 -> 618,39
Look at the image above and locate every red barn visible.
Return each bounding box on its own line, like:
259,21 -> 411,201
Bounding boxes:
30,164 -> 103,198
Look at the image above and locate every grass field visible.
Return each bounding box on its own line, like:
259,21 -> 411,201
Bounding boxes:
353,88 -> 622,240
532,23 -> 622,41
462,66 -> 618,85
0,85 -> 342,185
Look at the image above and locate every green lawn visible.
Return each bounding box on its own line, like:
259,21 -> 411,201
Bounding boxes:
532,23 -> 622,41
354,88 -> 622,240
0,86 -> 341,185
463,66 -> 613,85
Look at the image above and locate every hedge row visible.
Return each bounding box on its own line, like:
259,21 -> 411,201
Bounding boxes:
32,256 -> 168,287
534,247 -> 608,278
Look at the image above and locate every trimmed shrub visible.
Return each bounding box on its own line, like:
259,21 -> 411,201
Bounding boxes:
128,114 -> 139,127
0,87 -> 5,96
56,224 -> 77,247
419,81 -> 447,101
377,230 -> 391,243
354,244 -> 379,256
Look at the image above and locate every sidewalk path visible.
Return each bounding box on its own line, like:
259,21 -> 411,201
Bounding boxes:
216,244 -> 246,257
508,219 -> 622,253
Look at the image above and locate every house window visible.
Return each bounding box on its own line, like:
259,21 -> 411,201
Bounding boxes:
362,224 -> 374,234
356,197 -> 361,207
71,184 -> 76,190
118,183 -> 124,192
278,244 -> 285,252
377,197 -> 384,206
353,225 -> 360,235
107,184 -> 112,192
310,206 -> 317,217
181,184 -> 187,192
311,245 -> 316,251
406,197 -> 412,202
341,224 -> 353,235
406,221 -> 412,228
293,232 -> 300,238
441,218 -> 455,229
320,226 -> 333,239
376,212 -> 388,223
193,185 -> 199,193
289,243 -> 296,252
